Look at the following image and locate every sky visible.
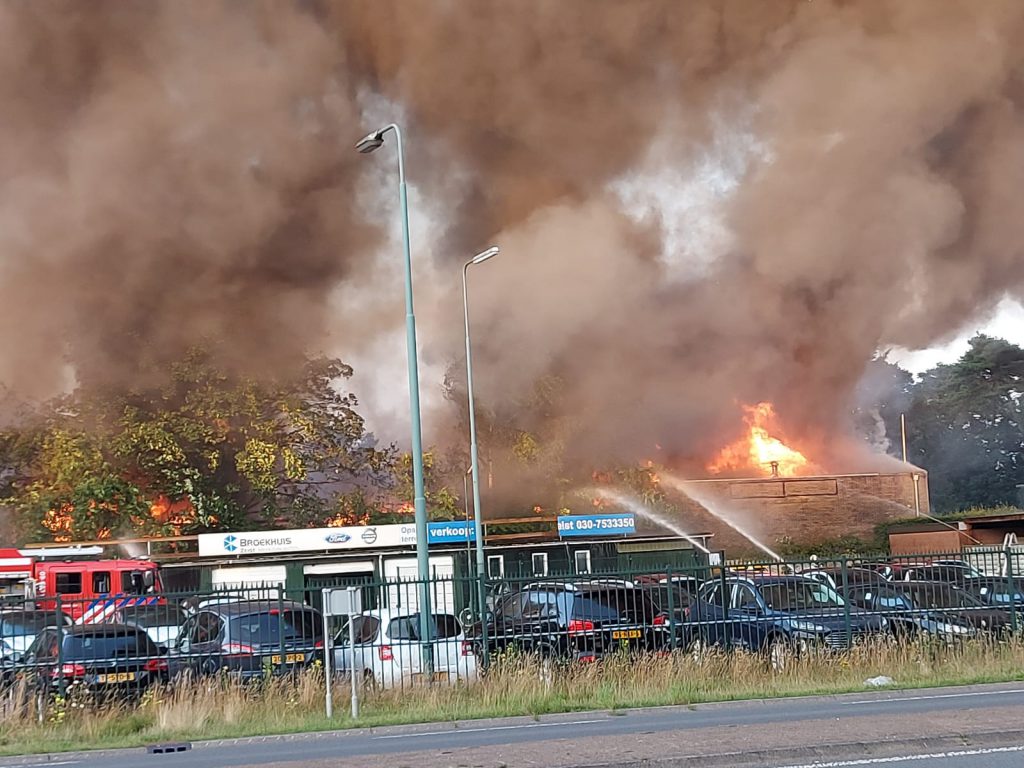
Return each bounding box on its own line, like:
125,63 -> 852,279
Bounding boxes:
887,296 -> 1024,374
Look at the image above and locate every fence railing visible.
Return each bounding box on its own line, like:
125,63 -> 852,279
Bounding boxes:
0,548 -> 1020,697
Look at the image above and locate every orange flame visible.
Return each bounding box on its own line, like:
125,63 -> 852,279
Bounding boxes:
708,402 -> 809,477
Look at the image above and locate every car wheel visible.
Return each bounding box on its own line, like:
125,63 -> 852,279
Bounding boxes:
767,636 -> 793,672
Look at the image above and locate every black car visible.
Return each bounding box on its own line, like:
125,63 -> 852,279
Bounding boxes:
686,576 -> 887,662
477,584 -> 666,661
896,580 -> 1011,635
173,600 -> 323,680
843,584 -> 980,641
12,623 -> 168,696
960,577 -> 1024,611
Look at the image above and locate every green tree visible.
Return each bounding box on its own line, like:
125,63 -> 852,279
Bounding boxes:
906,335 -> 1024,512
0,347 -> 395,542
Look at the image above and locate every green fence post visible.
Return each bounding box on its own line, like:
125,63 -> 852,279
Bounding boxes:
277,592 -> 286,675
665,566 -> 677,651
1006,546 -> 1018,636
840,559 -> 852,648
55,594 -> 65,700
478,571 -> 490,667
719,565 -> 730,651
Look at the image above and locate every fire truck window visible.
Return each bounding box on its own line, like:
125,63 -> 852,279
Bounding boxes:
55,572 -> 82,595
92,572 -> 112,594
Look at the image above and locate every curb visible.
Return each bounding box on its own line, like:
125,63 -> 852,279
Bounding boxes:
578,729 -> 1024,768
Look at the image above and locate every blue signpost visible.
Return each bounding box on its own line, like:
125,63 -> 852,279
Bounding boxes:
427,521 -> 478,545
556,513 -> 636,537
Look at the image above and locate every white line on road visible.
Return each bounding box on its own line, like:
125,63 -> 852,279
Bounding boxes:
776,744 -> 1024,767
843,688 -> 1024,706
0,762 -> 78,768
374,718 -> 604,740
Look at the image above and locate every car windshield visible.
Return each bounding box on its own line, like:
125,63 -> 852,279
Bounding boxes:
64,630 -> 151,660
116,605 -> 185,628
904,584 -> 978,610
385,614 -> 463,641
0,612 -> 57,637
230,609 -> 322,645
760,581 -> 845,610
575,588 -> 657,622
645,584 -> 693,612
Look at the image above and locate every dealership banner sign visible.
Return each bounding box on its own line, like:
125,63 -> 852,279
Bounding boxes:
199,521 -> 479,557
556,513 -> 635,537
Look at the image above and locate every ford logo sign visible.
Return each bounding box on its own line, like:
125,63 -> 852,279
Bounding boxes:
324,533 -> 351,544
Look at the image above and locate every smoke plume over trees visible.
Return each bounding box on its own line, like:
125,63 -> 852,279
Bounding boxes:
1,1 -> 1024,525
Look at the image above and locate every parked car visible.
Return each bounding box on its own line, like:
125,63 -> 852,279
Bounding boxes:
106,603 -> 187,651
800,567 -> 890,590
333,610 -> 477,688
900,564 -> 978,584
687,576 -> 887,665
842,584 -> 979,641
895,580 -> 1011,634
13,623 -> 168,697
172,600 -> 323,681
475,583 -> 667,661
961,577 -> 1024,610
0,609 -> 72,659
634,577 -> 698,635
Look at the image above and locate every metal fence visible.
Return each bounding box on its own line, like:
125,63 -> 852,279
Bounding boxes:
0,548 -> 1020,699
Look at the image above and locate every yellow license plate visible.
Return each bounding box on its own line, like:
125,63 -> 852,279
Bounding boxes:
98,672 -> 136,683
612,629 -> 642,640
271,653 -> 304,665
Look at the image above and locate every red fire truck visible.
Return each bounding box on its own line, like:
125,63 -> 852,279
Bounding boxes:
0,547 -> 163,622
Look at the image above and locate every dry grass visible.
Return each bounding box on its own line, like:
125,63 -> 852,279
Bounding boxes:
1,637 -> 1023,755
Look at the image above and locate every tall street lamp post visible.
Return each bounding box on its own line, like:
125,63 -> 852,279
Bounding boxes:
356,124 -> 432,669
463,246 -> 499,641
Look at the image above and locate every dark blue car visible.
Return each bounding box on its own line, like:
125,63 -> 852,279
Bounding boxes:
685,575 -> 887,667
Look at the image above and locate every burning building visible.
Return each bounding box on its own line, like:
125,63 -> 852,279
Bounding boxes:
663,471 -> 928,556
649,401 -> 929,555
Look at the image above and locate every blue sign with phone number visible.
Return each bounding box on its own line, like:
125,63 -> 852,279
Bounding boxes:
557,513 -> 636,537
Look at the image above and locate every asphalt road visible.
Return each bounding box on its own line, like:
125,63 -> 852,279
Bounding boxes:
775,745 -> 1024,767
3,682 -> 1024,768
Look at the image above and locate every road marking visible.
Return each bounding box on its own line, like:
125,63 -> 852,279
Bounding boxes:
374,718 -> 604,740
0,763 -> 78,768
843,688 -> 1024,705
776,744 -> 1024,767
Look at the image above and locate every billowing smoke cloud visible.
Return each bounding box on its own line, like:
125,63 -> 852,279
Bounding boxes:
2,1 -> 1024,479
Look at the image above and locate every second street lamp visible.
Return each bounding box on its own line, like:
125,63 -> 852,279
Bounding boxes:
463,245 -> 499,641
356,123 -> 433,671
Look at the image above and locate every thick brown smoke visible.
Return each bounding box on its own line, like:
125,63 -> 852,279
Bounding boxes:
2,1 -> 1024,479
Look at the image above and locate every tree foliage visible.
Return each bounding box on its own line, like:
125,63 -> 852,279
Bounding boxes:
861,335 -> 1024,513
0,348 -> 397,543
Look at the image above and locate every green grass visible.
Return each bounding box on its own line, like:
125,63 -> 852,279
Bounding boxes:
3,638 -> 1024,756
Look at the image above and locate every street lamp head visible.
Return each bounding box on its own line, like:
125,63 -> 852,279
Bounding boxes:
471,246 -> 500,265
355,130 -> 385,154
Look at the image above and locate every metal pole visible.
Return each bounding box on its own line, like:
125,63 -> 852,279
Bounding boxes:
322,589 -> 333,719
374,123 -> 433,671
349,603 -> 359,719
464,258 -> 492,664
900,413 -> 907,464
912,473 -> 921,517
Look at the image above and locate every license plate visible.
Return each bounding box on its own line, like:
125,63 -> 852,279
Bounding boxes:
612,629 -> 642,640
271,653 -> 305,665
98,672 -> 136,683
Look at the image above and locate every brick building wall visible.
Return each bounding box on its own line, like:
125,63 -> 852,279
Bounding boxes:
655,470 -> 928,554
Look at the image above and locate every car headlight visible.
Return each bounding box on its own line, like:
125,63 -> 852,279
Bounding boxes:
789,620 -> 828,634
937,622 -> 972,635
